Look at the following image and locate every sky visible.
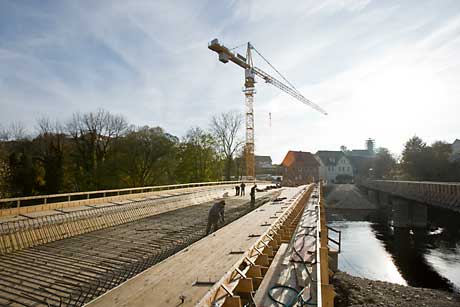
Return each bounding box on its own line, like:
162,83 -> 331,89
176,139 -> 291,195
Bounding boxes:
1,0 -> 460,163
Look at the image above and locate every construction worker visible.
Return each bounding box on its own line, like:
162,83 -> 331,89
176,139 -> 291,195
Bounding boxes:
250,184 -> 257,207
240,182 -> 246,196
206,200 -> 225,235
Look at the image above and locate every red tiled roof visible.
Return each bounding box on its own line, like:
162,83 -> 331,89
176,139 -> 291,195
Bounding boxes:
281,151 -> 319,168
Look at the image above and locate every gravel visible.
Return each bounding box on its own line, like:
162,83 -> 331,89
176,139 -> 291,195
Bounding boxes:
332,271 -> 460,307
325,184 -> 376,210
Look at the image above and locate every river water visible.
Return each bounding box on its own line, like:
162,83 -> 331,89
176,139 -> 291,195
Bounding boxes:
327,204 -> 460,293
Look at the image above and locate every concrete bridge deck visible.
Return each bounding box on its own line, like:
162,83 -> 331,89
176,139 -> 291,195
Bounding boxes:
361,180 -> 460,212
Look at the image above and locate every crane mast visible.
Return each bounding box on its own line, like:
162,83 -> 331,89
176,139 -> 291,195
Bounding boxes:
208,39 -> 327,180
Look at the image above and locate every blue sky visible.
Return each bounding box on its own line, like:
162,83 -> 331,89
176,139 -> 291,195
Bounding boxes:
1,0 -> 460,163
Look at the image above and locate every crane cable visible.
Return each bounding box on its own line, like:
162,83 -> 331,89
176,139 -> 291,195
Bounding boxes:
250,45 -> 301,94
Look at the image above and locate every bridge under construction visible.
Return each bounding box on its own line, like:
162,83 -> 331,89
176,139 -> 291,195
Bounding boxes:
0,181 -> 338,307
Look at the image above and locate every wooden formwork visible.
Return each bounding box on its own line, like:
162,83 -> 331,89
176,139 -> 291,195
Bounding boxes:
196,185 -> 314,307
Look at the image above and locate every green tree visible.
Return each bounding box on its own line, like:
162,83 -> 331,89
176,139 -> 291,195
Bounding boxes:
116,126 -> 178,187
176,127 -> 222,183
401,136 -> 428,180
34,118 -> 65,194
66,109 -> 128,190
372,147 -> 396,179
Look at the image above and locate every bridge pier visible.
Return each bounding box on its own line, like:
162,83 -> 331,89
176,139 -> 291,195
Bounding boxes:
410,202 -> 428,228
367,190 -> 378,204
378,191 -> 391,207
391,197 -> 427,228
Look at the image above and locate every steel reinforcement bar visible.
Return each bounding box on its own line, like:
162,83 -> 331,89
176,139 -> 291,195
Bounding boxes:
196,185 -> 314,307
0,181 -> 267,217
0,187 -> 231,255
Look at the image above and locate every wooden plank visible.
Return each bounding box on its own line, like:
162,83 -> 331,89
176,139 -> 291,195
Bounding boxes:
87,187 -> 303,307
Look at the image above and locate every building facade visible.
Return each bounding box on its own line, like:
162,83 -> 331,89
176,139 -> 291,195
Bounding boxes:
316,151 -> 354,183
280,151 -> 320,186
451,139 -> 460,162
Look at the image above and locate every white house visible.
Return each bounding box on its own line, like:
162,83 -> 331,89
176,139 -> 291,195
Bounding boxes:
451,139 -> 460,162
315,151 -> 354,183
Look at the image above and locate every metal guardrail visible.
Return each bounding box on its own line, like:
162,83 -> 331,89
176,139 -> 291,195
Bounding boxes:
0,181 -> 266,210
360,179 -> 460,211
327,226 -> 341,253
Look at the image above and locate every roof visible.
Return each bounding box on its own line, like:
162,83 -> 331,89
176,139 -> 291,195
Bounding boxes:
315,151 -> 347,166
255,155 -> 272,163
281,151 -> 319,168
347,149 -> 373,157
453,139 -> 460,145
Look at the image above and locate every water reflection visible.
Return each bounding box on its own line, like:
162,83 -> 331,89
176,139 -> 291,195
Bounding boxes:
328,205 -> 460,293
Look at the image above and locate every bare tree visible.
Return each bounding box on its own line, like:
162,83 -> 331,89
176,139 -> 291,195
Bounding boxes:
0,121 -> 28,141
66,109 -> 128,189
210,111 -> 244,180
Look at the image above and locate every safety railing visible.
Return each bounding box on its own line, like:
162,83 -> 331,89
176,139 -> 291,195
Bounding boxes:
327,226 -> 341,253
0,181 -> 249,210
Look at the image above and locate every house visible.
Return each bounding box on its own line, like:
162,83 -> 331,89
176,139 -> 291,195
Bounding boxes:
450,139 -> 460,162
280,151 -> 320,186
255,155 -> 277,180
347,138 -> 376,158
316,151 -> 354,183
344,138 -> 376,179
255,155 -> 273,170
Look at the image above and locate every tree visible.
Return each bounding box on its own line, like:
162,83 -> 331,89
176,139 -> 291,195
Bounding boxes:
426,141 -> 453,181
66,109 -> 128,190
372,147 -> 396,179
210,111 -> 244,180
176,127 -> 221,183
34,118 -> 65,194
116,126 -> 178,187
401,136 -> 427,180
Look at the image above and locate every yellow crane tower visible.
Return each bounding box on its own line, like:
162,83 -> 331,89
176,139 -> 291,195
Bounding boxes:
209,39 -> 327,180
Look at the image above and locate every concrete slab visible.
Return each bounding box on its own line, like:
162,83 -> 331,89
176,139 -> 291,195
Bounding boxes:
0,215 -> 29,224
56,206 -> 93,213
20,210 -> 64,219
110,200 -> 133,205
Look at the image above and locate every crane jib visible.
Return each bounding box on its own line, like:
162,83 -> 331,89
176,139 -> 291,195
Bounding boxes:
208,38 -> 327,115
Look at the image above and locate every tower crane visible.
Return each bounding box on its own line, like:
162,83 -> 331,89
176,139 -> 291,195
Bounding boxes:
208,39 -> 327,180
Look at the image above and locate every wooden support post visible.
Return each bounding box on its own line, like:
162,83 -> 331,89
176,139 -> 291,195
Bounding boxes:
320,247 -> 330,284
321,284 -> 335,307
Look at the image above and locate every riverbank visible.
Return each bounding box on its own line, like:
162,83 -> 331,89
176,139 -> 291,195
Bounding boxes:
333,271 -> 460,307
325,184 -> 376,210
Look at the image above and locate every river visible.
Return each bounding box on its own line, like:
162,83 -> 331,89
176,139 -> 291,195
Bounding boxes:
327,198 -> 460,293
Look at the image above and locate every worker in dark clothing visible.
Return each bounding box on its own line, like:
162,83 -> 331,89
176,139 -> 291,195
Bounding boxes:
206,200 -> 225,235
235,185 -> 240,196
240,182 -> 246,196
250,184 -> 257,207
